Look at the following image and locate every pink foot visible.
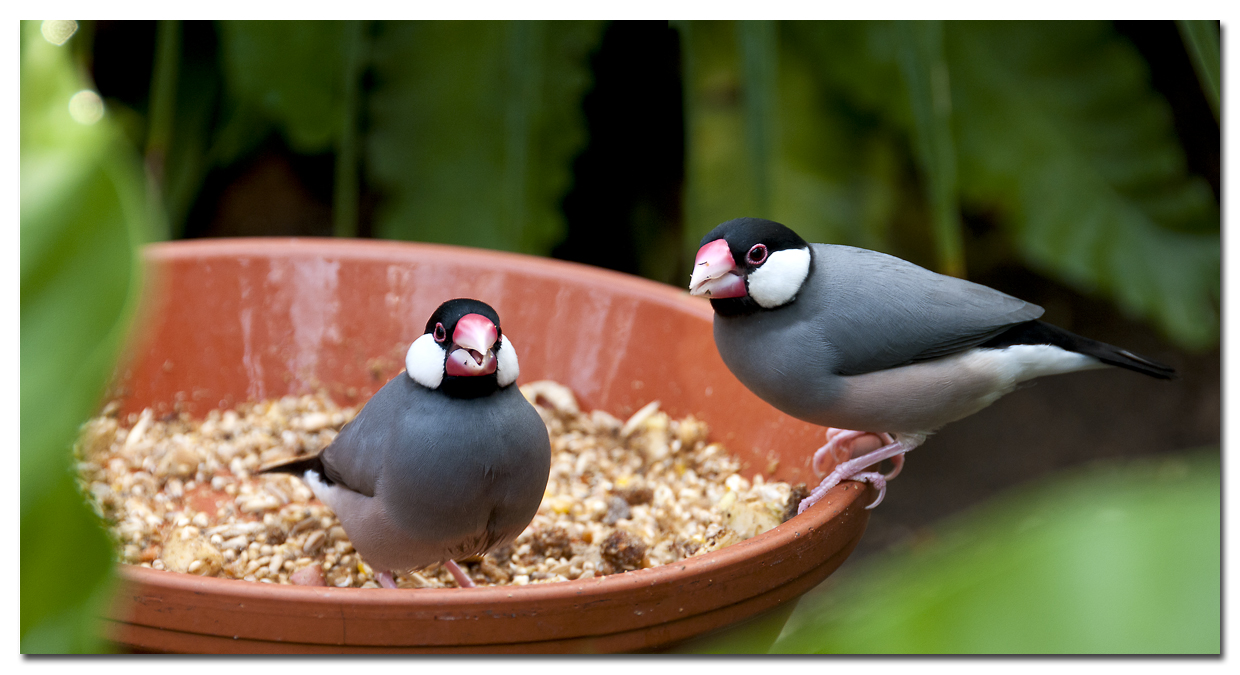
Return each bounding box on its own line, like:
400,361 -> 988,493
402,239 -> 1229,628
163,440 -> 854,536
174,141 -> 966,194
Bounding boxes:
445,559 -> 476,588
798,433 -> 925,514
377,571 -> 399,589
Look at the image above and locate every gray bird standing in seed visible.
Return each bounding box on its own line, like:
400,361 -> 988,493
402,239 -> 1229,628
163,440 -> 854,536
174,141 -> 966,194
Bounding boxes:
688,217 -> 1174,514
261,298 -> 551,588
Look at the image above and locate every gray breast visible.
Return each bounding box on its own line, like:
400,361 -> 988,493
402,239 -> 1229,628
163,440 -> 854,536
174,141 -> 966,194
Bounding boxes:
381,382 -> 551,549
325,376 -> 551,564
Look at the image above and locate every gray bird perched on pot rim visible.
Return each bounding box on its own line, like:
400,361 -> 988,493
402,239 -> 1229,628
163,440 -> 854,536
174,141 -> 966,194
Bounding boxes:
261,298 -> 551,589
688,217 -> 1174,515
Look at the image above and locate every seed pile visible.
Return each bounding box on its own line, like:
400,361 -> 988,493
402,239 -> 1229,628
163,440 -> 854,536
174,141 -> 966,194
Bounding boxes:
75,380 -> 803,589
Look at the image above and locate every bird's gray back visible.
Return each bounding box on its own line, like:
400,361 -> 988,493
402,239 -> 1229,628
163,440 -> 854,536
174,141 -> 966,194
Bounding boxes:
803,244 -> 1042,375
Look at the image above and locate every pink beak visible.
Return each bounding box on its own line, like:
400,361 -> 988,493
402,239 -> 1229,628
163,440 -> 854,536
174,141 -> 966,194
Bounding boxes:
444,313 -> 498,377
688,239 -> 747,299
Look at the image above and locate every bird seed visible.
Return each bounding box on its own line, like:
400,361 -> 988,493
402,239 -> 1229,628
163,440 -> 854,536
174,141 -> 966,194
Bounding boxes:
74,380 -> 802,589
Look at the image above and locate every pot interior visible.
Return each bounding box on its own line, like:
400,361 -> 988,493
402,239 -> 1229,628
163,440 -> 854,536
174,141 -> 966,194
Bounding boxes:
120,238 -> 827,485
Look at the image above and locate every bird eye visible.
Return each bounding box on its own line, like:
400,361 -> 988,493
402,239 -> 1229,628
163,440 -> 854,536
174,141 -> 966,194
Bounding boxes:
433,322 -> 446,342
747,243 -> 768,265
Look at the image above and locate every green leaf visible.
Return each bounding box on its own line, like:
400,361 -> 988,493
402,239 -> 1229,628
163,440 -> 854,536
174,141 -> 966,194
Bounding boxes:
216,20 -> 349,154
332,20 -> 365,238
680,21 -> 909,260
365,20 -> 604,255
21,19 -> 146,652
772,450 -> 1220,654
20,473 -> 119,653
894,20 -> 965,277
773,21 -> 1219,350
946,21 -> 1219,350
738,20 -> 778,216
1176,20 -> 1219,121
678,20 -> 757,248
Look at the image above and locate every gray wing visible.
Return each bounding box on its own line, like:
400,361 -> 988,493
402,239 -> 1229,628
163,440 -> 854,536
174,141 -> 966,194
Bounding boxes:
317,373 -> 421,498
807,244 -> 1044,376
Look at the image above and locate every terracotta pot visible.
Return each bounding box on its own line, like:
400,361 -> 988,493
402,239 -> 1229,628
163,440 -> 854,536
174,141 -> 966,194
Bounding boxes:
103,238 -> 872,653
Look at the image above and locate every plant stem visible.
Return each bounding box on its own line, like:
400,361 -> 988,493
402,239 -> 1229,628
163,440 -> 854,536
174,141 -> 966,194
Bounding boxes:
334,20 -> 364,238
738,20 -> 778,219
896,20 -> 966,278
144,19 -> 179,241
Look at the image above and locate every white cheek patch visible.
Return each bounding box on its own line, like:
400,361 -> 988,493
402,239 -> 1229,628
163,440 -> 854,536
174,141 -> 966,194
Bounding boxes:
406,333 -> 446,390
496,335 -> 520,387
748,247 -> 811,308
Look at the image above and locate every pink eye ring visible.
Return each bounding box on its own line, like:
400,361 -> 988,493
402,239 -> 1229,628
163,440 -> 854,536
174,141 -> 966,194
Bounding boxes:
747,243 -> 768,265
433,322 -> 447,342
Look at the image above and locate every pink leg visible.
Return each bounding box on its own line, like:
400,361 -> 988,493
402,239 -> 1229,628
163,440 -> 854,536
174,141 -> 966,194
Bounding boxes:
798,433 -> 926,514
445,559 -> 476,588
812,429 -> 895,475
377,571 -> 399,589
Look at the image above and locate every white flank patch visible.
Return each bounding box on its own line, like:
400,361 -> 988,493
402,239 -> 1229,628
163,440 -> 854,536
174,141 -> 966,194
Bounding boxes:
303,469 -> 342,513
406,333 -> 446,389
748,247 -> 811,309
979,344 -> 1105,385
496,335 -> 520,387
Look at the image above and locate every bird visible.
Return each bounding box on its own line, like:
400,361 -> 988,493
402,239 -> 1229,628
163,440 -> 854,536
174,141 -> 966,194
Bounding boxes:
260,298 -> 551,588
687,217 -> 1175,515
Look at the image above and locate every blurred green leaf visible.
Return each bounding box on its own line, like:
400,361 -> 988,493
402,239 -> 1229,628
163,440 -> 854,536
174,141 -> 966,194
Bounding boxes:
738,20 -> 778,216
159,32 -> 225,238
332,20 -> 365,238
217,20 -> 349,154
20,473 -> 119,653
947,21 -> 1219,350
365,20 -> 604,255
681,21 -> 908,258
21,19 -> 146,652
772,450 -> 1220,654
679,20 -> 756,246
1176,20 -> 1219,121
895,20 -> 965,277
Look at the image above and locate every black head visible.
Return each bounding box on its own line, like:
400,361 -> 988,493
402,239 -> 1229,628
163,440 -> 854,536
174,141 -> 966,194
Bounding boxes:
699,217 -> 810,262
423,298 -> 504,341
690,218 -> 813,316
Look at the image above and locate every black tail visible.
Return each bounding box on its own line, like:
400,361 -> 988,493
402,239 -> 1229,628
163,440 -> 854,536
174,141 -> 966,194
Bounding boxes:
981,320 -> 1176,380
257,453 -> 326,478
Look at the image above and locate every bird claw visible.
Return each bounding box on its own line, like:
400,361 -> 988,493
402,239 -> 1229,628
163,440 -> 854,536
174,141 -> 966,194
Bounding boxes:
797,433 -> 923,515
882,452 -> 905,481
377,571 -> 399,589
796,467 -> 888,514
850,471 -> 888,509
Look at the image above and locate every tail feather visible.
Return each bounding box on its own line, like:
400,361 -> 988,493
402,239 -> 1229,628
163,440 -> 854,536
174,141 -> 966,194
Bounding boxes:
257,453 -> 327,479
981,320 -> 1176,380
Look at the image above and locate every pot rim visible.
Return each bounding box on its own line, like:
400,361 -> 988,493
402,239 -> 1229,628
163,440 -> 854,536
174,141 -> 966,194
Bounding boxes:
143,235 -> 716,322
